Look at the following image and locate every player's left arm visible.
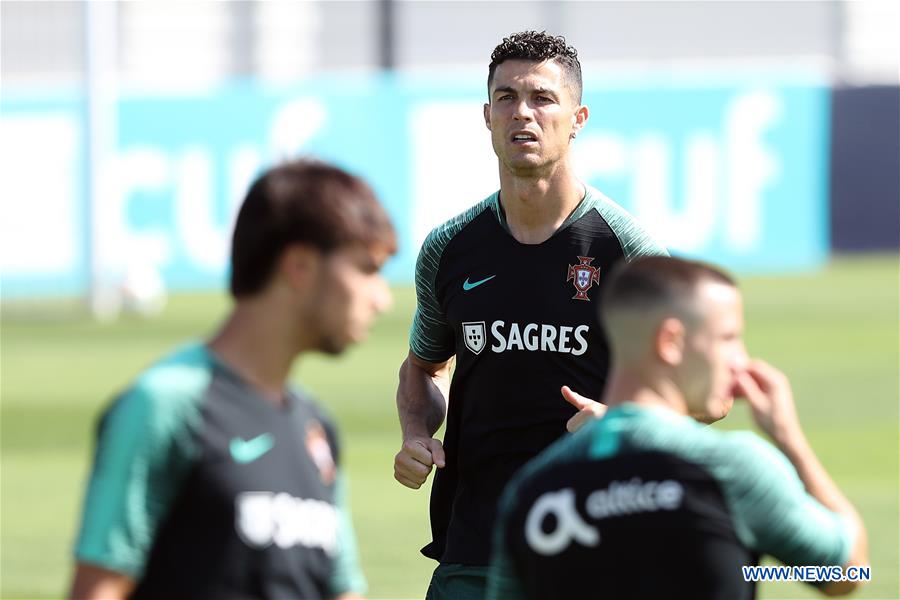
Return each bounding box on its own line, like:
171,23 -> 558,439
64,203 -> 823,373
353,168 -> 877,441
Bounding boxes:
733,362 -> 868,595
561,385 -> 607,432
723,432 -> 864,595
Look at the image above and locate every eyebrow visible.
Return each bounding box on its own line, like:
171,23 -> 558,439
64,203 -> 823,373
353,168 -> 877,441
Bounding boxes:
492,86 -> 517,96
492,86 -> 558,97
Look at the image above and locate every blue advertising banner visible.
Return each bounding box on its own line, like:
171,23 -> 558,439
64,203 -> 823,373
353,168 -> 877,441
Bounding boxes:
1,75 -> 830,298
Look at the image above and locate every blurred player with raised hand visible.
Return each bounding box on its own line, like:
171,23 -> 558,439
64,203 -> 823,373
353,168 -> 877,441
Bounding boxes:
70,160 -> 396,599
393,30 -> 666,598
487,257 -> 868,599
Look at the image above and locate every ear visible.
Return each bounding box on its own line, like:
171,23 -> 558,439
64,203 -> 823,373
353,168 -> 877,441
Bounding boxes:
278,244 -> 320,291
571,104 -> 588,138
655,317 -> 685,366
484,102 -> 492,131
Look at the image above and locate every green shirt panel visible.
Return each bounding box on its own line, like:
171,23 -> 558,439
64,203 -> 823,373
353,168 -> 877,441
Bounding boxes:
74,343 -> 211,577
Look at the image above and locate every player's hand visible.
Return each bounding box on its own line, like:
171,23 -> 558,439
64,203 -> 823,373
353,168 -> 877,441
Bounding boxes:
394,436 -> 445,489
562,386 -> 607,433
733,359 -> 802,446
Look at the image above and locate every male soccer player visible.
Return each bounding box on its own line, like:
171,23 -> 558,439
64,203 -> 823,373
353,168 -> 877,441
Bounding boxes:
393,31 -> 667,598
487,257 -> 869,599
69,160 -> 396,599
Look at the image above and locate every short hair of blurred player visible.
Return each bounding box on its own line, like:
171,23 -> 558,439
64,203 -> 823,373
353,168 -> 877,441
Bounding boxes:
229,160 -> 397,354
601,256 -> 743,424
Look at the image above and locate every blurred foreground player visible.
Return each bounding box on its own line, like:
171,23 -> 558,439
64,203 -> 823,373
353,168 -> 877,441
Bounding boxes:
70,160 -> 396,599
487,257 -> 868,599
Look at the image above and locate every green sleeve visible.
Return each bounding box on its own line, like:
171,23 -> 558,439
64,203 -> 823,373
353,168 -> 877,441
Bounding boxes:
327,472 -> 367,598
73,368 -> 205,577
718,432 -> 853,567
486,482 -> 529,600
409,195 -> 498,363
409,228 -> 456,363
590,190 -> 669,260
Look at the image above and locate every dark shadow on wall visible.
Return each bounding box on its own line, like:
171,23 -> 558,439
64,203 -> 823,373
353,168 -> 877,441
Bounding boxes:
830,85 -> 900,252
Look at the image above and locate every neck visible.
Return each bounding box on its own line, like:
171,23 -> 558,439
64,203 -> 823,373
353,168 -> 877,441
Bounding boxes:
207,297 -> 307,405
601,366 -> 690,416
498,160 -> 584,244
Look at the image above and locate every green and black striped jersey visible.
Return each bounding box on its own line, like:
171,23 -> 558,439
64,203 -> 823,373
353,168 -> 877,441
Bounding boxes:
410,186 -> 667,566
487,404 -> 854,599
74,343 -> 365,599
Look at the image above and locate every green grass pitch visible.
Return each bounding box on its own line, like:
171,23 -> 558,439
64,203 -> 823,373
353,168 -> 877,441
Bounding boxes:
2,255 -> 897,599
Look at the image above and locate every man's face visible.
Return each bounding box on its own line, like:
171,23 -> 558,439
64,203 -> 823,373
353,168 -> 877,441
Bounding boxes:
310,244 -> 393,355
678,282 -> 748,422
484,59 -> 586,175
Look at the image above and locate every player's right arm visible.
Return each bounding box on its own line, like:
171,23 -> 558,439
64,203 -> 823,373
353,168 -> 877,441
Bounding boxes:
734,360 -> 868,596
394,220 -> 460,489
394,351 -> 452,489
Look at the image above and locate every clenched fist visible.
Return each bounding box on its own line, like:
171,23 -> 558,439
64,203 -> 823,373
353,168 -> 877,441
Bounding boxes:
394,436 -> 446,489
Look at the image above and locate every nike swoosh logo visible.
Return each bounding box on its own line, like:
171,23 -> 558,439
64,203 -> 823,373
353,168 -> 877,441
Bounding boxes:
463,275 -> 496,291
230,433 -> 275,464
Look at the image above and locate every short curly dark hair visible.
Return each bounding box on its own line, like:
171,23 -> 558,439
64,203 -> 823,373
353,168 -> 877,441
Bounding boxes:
488,31 -> 582,103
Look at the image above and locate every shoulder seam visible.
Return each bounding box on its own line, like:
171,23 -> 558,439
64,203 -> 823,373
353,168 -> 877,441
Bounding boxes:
587,188 -> 668,260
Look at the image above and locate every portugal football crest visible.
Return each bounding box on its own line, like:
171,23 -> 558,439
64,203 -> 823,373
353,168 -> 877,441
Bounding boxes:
567,256 -> 600,301
462,321 -> 487,354
306,420 -> 336,485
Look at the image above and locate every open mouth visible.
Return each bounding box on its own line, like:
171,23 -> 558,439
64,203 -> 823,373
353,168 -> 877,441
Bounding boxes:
511,132 -> 538,143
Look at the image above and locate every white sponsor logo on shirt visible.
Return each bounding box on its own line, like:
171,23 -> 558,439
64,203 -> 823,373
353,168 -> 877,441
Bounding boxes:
236,491 -> 338,555
484,321 -> 590,356
524,479 -> 684,555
